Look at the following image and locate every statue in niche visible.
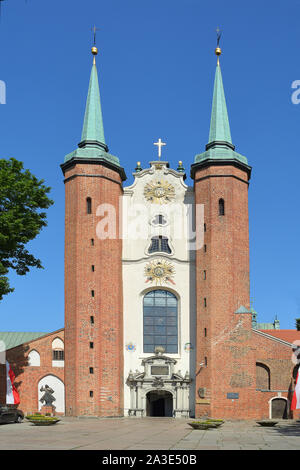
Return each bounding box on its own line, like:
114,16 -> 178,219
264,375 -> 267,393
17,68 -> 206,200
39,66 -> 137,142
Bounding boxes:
40,384 -> 56,407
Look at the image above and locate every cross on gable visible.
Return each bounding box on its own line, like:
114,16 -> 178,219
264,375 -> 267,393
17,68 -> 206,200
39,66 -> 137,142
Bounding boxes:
153,138 -> 166,160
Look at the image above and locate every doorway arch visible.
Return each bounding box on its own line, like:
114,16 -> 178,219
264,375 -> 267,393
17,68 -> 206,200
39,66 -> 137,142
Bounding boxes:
270,397 -> 288,419
146,390 -> 173,417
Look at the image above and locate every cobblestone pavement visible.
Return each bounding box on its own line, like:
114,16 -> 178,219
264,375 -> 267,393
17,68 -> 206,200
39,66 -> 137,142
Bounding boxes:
0,417 -> 299,450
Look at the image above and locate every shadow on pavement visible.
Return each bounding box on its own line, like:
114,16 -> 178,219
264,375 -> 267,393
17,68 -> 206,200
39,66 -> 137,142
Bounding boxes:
273,420 -> 300,437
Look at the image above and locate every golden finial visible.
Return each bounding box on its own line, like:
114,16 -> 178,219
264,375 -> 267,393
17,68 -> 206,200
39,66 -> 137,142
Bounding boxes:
91,25 -> 99,64
177,160 -> 185,172
135,161 -> 142,172
215,27 -> 222,65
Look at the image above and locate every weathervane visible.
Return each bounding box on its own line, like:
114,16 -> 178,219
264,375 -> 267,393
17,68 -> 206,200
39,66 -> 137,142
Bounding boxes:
216,27 -> 221,46
153,138 -> 166,161
215,27 -> 222,64
92,25 -> 99,46
91,25 -> 99,64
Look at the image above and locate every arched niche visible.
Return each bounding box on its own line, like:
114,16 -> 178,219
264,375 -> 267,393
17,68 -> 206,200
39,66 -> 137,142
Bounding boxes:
38,375 -> 65,414
28,350 -> 40,367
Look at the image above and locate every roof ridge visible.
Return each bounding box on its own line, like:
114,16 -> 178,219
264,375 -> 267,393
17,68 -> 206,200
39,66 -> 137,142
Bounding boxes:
0,328 -> 64,351
252,328 -> 294,347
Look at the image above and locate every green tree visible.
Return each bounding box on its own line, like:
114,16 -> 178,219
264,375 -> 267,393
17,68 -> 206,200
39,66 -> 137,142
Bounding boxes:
296,318 -> 300,331
0,158 -> 53,300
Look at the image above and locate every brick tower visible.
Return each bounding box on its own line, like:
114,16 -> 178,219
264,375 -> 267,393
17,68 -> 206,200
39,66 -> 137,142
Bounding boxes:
191,46 -> 257,419
61,46 -> 126,416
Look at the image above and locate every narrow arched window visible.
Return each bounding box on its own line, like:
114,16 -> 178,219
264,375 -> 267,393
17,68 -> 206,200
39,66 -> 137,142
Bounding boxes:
52,338 -> 64,363
143,290 -> 178,354
28,350 -> 40,367
256,363 -> 271,390
86,197 -> 92,214
219,198 -> 225,216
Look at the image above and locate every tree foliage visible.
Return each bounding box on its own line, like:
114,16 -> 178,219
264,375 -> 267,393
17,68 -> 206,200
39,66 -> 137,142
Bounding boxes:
0,158 -> 53,300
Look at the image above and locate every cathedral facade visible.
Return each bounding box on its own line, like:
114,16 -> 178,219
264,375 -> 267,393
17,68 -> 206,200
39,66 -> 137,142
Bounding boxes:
1,44 -> 300,421
122,160 -> 196,418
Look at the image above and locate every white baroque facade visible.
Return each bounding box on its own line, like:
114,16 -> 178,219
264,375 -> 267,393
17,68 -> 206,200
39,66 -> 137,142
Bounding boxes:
122,161 -> 196,417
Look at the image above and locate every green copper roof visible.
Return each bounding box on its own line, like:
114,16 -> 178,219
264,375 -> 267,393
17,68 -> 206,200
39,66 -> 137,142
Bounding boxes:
256,321 -> 280,331
208,63 -> 232,145
81,62 -> 106,145
0,332 -> 48,350
64,58 -> 122,169
194,145 -> 248,165
194,60 -> 249,168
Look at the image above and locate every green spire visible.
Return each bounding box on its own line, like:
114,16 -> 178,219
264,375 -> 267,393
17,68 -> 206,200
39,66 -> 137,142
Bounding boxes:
80,61 -> 106,148
208,63 -> 232,146
194,53 -> 249,169
63,50 -> 124,174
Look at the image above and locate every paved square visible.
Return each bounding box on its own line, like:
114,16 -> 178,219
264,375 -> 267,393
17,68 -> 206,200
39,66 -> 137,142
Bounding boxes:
0,417 -> 299,450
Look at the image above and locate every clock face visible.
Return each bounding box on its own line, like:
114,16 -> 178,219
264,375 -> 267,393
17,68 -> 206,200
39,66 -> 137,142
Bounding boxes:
144,179 -> 175,204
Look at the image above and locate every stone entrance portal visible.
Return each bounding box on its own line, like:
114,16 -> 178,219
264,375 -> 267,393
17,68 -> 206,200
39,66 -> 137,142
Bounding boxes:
146,390 -> 173,417
127,349 -> 191,418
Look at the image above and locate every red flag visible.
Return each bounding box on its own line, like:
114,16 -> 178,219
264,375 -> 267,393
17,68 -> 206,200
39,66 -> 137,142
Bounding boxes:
6,361 -> 20,405
291,368 -> 300,411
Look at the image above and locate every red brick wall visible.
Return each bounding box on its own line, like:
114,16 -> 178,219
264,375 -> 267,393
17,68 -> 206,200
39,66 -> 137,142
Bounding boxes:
252,331 -> 295,419
193,163 -> 257,419
192,163 -> 298,420
0,330 -> 64,415
63,161 -> 124,416
1,325 -> 296,419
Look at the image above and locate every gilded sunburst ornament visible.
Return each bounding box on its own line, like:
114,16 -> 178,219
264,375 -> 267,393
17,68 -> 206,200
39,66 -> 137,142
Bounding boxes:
144,179 -> 175,204
144,259 -> 176,285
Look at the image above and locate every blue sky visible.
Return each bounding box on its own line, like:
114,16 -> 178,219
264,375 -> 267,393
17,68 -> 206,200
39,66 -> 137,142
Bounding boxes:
0,0 -> 300,331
